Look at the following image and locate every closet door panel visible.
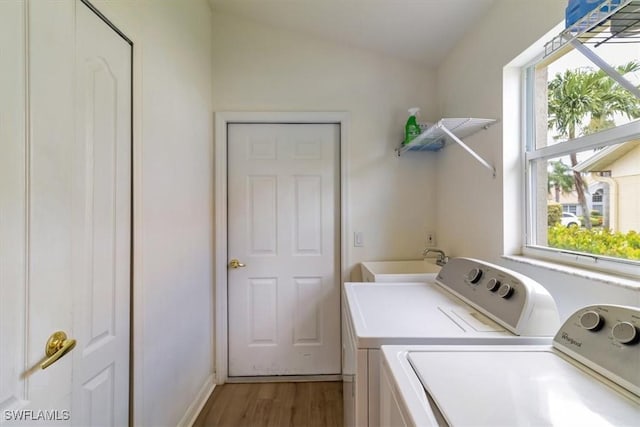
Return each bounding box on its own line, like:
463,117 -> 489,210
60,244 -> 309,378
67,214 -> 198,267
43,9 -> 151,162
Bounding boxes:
0,0 -> 28,414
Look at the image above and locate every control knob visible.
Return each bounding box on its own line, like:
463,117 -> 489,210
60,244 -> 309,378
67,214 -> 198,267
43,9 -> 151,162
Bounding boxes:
612,321 -> 638,345
486,278 -> 500,292
497,283 -> 514,299
579,311 -> 604,331
467,268 -> 483,284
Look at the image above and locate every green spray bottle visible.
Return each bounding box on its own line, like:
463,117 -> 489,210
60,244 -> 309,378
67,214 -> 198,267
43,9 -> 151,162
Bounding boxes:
404,108 -> 421,145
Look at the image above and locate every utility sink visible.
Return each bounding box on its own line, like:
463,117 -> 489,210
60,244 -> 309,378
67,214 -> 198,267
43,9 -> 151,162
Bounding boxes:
360,260 -> 441,282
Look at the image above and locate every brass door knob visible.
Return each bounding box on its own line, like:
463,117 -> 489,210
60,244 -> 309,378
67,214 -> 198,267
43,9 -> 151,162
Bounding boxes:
229,259 -> 246,269
41,331 -> 76,369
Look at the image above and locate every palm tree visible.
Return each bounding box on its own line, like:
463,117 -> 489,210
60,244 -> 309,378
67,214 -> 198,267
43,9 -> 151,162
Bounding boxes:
547,61 -> 640,228
547,160 -> 574,203
586,62 -> 640,134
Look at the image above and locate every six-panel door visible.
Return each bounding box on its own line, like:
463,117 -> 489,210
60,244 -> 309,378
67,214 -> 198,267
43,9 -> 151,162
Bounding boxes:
227,123 -> 341,377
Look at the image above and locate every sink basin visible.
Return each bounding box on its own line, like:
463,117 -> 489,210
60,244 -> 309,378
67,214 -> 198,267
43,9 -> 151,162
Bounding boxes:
360,260 -> 441,282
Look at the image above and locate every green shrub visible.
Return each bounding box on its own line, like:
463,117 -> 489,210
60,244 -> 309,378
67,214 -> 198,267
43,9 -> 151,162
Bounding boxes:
548,203 -> 562,226
580,213 -> 604,226
548,225 -> 640,260
591,216 -> 604,226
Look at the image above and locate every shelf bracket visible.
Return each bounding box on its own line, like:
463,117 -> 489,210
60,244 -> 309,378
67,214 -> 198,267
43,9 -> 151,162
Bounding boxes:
439,124 -> 496,178
570,40 -> 640,100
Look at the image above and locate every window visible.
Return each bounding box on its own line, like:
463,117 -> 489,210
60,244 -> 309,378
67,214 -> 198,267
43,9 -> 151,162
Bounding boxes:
592,189 -> 603,203
523,29 -> 640,274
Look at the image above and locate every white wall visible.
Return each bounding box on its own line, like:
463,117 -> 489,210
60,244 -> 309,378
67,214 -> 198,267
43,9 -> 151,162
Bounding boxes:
435,0 -> 565,260
436,0 -> 639,318
211,11 -> 438,278
92,1 -> 215,425
501,259 -> 639,319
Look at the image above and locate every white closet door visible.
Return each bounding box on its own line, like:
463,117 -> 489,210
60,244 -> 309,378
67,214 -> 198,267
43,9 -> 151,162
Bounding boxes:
71,3 -> 131,425
0,1 -> 131,424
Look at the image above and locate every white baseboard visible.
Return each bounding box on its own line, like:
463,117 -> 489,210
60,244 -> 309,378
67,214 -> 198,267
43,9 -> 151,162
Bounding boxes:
178,374 -> 216,427
226,374 -> 342,383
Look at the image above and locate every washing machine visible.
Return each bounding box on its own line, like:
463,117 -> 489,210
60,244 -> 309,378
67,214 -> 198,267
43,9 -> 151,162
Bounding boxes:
342,257 -> 561,427
380,304 -> 640,426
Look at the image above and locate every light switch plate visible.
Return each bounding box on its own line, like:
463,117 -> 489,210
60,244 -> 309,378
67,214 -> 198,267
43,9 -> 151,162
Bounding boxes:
354,232 -> 364,247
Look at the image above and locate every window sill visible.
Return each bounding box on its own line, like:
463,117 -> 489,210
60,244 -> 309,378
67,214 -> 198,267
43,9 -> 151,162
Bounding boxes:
502,255 -> 640,291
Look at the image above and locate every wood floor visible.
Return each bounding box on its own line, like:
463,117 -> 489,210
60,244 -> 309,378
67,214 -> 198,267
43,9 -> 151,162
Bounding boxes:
193,381 -> 343,427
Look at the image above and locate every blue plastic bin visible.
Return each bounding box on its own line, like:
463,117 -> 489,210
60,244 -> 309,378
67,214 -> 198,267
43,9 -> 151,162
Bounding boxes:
565,0 -> 621,29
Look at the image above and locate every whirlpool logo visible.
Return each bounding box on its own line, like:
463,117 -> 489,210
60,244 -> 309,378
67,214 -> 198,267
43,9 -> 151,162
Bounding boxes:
561,332 -> 583,347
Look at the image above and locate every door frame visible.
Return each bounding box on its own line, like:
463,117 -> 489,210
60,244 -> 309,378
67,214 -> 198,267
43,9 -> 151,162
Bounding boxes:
214,112 -> 350,383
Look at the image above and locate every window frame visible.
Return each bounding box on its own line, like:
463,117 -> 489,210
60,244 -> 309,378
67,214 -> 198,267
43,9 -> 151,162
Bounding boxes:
522,57 -> 640,279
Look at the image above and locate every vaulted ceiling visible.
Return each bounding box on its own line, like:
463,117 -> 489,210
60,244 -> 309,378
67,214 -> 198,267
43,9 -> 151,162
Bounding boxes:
209,0 -> 496,67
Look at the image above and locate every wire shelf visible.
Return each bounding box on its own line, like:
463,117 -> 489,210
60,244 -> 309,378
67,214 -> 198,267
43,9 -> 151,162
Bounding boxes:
545,0 -> 640,58
396,118 -> 496,155
396,118 -> 497,176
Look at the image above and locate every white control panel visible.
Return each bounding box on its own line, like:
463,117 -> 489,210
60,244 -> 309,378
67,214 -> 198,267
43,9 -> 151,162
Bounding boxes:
554,304 -> 640,396
435,258 -> 560,336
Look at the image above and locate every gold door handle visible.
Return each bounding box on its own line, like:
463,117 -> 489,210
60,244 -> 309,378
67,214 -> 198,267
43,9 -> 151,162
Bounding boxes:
41,331 -> 76,370
228,259 -> 246,269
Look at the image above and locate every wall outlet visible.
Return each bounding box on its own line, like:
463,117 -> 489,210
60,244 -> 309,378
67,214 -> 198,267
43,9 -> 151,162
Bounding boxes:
426,232 -> 436,247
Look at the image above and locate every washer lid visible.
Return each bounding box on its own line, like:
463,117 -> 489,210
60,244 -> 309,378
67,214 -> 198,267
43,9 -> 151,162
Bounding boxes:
408,348 -> 640,426
344,283 -> 515,348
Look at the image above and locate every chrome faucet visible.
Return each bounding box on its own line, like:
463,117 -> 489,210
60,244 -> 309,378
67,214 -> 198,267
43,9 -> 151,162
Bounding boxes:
423,248 -> 449,266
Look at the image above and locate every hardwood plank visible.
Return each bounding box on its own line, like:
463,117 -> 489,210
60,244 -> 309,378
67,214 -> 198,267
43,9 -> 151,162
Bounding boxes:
193,382 -> 343,427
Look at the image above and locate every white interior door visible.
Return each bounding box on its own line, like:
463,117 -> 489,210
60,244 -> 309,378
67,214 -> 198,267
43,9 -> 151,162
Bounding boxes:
228,123 -> 340,377
0,1 -> 131,424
